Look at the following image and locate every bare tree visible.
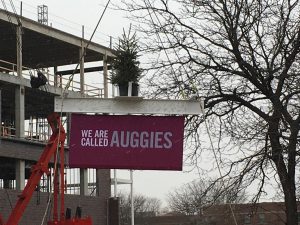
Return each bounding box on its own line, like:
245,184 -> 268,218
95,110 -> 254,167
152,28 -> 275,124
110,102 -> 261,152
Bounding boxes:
121,0 -> 300,224
119,192 -> 161,225
167,179 -> 246,215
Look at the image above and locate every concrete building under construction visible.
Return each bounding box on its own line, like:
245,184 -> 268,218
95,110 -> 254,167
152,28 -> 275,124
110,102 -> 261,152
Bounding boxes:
0,6 -> 115,224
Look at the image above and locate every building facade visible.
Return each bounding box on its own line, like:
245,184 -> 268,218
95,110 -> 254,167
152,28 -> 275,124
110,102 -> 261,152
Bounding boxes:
136,202 -> 291,225
0,7 -> 114,225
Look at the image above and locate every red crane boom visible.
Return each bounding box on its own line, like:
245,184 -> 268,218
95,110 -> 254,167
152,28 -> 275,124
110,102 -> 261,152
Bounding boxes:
0,113 -> 92,225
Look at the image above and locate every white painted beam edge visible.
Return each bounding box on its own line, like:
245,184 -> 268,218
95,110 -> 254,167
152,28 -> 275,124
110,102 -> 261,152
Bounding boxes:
110,178 -> 132,185
55,97 -> 204,115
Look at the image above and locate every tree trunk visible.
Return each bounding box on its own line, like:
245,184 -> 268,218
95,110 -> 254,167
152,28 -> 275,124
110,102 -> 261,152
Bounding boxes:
284,189 -> 297,225
269,119 -> 298,225
274,157 -> 297,225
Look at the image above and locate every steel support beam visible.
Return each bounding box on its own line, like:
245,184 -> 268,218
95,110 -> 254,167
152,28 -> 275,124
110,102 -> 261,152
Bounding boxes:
80,26 -> 85,96
103,53 -> 108,98
55,66 -> 111,76
55,97 -> 204,115
0,9 -> 115,58
16,24 -> 22,78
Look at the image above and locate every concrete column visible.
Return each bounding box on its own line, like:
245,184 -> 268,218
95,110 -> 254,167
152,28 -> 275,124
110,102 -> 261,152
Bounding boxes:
15,86 -> 25,138
16,159 -> 25,190
96,169 -> 111,225
97,53 -> 110,201
96,170 -> 111,197
103,53 -> 108,98
15,22 -> 24,139
80,168 -> 88,196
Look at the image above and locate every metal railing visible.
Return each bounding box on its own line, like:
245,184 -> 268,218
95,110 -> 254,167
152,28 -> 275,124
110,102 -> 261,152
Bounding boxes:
0,59 -> 103,195
64,168 -> 97,196
1,126 -> 16,138
1,117 -> 65,143
0,168 -> 98,197
0,59 -> 104,97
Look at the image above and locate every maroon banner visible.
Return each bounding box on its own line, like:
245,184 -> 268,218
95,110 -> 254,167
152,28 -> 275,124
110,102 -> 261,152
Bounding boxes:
69,114 -> 184,170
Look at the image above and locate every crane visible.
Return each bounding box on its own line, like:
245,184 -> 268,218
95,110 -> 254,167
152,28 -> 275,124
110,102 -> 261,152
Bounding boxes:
0,113 -> 92,225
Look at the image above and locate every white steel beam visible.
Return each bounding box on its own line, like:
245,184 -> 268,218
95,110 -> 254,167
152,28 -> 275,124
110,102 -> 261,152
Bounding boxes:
55,97 -> 204,115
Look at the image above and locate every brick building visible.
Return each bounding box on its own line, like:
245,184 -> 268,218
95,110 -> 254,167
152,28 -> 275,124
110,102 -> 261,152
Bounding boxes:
136,202 -> 292,225
0,6 -> 115,225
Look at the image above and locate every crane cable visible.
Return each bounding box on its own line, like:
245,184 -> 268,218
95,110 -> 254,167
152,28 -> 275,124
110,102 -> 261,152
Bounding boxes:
0,0 -> 23,212
0,0 -> 51,223
143,1 -> 238,224
41,1 -> 112,224
0,0 -> 112,223
141,1 -> 184,95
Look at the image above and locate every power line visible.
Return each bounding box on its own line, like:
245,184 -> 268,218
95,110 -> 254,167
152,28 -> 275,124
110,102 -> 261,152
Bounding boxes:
143,1 -> 238,224
4,0 -> 117,46
42,1 -> 112,222
62,0 -> 111,92
0,1 -> 112,222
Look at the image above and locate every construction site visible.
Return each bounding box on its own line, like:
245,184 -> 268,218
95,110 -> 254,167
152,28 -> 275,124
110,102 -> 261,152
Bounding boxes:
0,4 -> 117,225
2,1 -> 300,225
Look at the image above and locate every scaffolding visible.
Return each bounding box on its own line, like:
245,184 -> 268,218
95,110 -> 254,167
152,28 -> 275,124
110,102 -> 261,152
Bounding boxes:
37,5 -> 48,25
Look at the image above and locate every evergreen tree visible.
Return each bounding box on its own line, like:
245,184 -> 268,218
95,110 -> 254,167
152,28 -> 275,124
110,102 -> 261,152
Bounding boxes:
111,27 -> 141,85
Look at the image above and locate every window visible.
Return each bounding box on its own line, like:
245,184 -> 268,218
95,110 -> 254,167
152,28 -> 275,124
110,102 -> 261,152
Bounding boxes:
244,214 -> 251,224
258,213 -> 265,224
